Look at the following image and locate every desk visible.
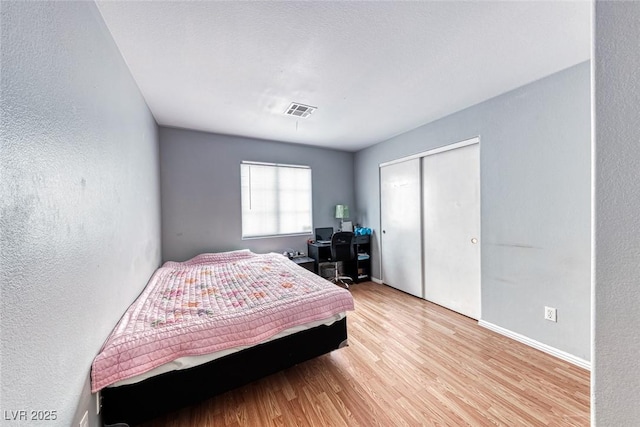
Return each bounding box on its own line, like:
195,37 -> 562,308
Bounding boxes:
307,235 -> 370,282
307,241 -> 332,277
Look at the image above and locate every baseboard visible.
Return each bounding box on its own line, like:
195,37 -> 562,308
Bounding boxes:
478,320 -> 591,371
371,276 -> 383,284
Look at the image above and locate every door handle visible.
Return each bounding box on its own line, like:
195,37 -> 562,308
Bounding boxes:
471,238 -> 478,244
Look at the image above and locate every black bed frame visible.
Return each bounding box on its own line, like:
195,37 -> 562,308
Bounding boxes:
101,317 -> 348,426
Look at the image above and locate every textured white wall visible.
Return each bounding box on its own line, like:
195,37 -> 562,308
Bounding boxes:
593,1 -> 640,425
1,2 -> 160,426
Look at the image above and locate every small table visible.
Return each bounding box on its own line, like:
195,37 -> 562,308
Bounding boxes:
291,256 -> 315,272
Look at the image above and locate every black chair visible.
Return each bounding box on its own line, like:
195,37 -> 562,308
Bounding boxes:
329,231 -> 355,289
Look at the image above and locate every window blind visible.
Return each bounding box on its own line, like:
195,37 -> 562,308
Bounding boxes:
241,162 -> 312,238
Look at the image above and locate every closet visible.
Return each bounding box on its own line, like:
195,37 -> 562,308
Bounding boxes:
380,137 -> 480,319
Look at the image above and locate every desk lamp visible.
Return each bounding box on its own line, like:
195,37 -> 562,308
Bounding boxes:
335,204 -> 350,231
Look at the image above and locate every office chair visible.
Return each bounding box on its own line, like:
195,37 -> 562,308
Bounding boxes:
329,231 -> 355,289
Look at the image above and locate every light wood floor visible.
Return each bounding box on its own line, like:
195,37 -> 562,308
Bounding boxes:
141,281 -> 590,426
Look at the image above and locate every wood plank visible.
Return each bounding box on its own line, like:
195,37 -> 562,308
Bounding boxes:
140,281 -> 589,426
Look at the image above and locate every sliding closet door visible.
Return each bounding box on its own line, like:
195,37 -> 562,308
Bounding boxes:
380,158 -> 423,297
422,143 -> 480,319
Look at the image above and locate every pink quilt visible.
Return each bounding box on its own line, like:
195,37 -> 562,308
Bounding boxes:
91,250 -> 354,392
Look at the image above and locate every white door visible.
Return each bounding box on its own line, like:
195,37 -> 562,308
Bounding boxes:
422,143 -> 480,319
380,158 -> 423,297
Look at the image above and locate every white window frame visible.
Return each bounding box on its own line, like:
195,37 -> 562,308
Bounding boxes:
240,161 -> 313,239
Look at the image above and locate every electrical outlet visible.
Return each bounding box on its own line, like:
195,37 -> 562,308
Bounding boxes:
79,411 -> 88,427
544,306 -> 557,322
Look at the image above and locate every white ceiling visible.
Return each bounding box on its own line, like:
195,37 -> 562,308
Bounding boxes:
96,1 -> 591,152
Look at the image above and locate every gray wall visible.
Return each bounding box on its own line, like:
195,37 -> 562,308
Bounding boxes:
355,62 -> 591,361
160,127 -> 354,262
0,2 -> 161,426
593,1 -> 640,424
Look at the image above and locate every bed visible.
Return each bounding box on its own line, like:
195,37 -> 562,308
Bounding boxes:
92,249 -> 354,426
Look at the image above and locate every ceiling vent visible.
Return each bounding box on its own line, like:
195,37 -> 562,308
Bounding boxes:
284,102 -> 317,118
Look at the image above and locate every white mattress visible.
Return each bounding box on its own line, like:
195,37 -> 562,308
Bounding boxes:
109,312 -> 346,387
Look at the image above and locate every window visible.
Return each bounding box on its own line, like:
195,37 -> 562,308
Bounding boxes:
241,161 -> 313,238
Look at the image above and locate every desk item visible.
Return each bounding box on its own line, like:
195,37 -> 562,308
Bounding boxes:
341,221 -> 353,232
315,226 -> 333,243
354,226 -> 372,236
335,204 -> 350,230
284,250 -> 307,259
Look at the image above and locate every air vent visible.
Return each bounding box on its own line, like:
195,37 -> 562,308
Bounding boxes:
284,102 -> 316,118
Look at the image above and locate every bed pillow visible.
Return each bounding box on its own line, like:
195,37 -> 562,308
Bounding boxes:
163,249 -> 254,268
